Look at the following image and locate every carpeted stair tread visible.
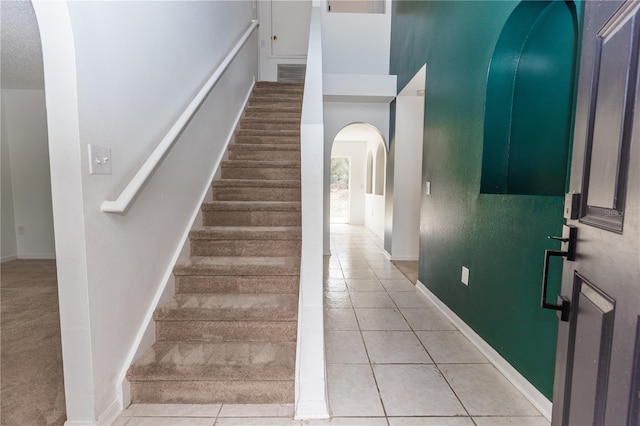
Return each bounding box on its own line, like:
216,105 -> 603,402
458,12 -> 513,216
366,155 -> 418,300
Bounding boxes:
130,381 -> 294,404
174,256 -> 300,276
154,293 -> 298,321
190,226 -> 301,241
127,342 -> 296,381
229,144 -> 300,152
234,136 -> 300,145
175,275 -> 299,295
202,201 -> 301,212
212,179 -> 300,188
235,129 -> 300,137
221,160 -> 300,168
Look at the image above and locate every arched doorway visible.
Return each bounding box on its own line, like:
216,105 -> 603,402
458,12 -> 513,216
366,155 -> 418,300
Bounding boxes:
330,123 -> 387,238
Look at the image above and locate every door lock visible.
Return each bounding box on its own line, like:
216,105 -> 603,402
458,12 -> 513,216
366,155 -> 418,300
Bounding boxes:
541,225 -> 577,322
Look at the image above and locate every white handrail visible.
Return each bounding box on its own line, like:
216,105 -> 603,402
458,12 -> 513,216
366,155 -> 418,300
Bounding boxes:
101,19 -> 259,213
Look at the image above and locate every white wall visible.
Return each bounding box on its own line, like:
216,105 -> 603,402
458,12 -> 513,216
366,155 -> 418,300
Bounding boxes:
1,94 -> 18,262
320,0 -> 391,75
390,95 -> 424,260
34,1 -> 258,423
364,138 -> 385,239
1,89 -> 55,259
331,140 -> 366,225
323,102 -> 389,253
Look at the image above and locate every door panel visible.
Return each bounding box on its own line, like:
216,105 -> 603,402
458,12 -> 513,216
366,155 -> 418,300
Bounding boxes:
271,0 -> 311,57
551,0 -> 640,425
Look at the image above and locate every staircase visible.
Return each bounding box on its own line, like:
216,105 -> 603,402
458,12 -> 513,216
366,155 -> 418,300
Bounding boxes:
127,81 -> 304,404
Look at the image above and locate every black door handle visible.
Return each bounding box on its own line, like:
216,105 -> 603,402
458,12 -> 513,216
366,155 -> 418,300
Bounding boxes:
541,225 -> 577,322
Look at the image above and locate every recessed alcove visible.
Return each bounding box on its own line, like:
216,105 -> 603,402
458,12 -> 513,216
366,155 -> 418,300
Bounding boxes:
481,0 -> 578,196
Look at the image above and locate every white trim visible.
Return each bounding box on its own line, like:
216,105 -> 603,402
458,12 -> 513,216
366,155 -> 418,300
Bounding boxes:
416,280 -> 553,421
1,255 -> 18,263
113,80 -> 255,412
101,19 -> 259,214
382,249 -> 392,260
390,254 -> 418,261
96,397 -> 120,426
14,253 -> 56,260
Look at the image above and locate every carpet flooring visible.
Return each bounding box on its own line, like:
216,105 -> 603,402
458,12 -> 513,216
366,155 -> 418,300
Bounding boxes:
391,260 -> 419,284
1,259 -> 66,426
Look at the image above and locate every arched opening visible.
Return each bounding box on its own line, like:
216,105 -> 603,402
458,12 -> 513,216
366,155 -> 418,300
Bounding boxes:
1,1 -> 66,423
481,0 -> 578,196
330,122 -> 387,239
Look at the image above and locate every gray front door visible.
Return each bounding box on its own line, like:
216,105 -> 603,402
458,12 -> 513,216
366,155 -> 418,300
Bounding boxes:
550,1 -> 640,425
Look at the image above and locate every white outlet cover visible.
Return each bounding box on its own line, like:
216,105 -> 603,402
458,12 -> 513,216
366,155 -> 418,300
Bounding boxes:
461,266 -> 469,285
88,144 -> 112,175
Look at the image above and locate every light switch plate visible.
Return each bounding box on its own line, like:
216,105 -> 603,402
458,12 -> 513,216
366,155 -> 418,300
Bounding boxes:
461,266 -> 469,285
88,145 -> 112,175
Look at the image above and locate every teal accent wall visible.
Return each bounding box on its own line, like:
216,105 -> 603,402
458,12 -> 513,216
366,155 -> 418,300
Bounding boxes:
390,0 -> 581,398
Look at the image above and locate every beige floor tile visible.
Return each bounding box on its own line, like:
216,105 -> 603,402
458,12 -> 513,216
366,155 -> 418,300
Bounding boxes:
362,331 -> 432,364
374,364 -> 466,416
327,364 -> 385,417
440,364 -> 541,416
215,418 -> 301,425
387,418 -> 474,425
355,308 -> 410,330
304,418 -> 387,425
326,331 -> 369,364
112,416 -> 129,426
127,404 -> 221,417
379,279 -> 415,292
325,292 -> 353,309
373,269 -> 407,280
350,292 -> 395,308
401,308 -> 457,331
324,279 -> 348,292
218,404 -> 294,417
342,269 -> 379,280
388,291 -> 431,308
416,331 -> 487,364
325,308 -> 359,330
346,278 -> 385,292
472,417 -> 550,426
127,417 -> 215,425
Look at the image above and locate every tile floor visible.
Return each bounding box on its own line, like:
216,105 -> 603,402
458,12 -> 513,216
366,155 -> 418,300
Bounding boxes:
114,225 -> 549,426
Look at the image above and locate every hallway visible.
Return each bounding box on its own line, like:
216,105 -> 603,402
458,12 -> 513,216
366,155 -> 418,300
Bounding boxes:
115,225 -> 550,425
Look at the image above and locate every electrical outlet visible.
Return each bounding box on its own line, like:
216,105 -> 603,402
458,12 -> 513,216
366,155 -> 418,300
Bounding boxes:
461,266 -> 469,285
425,181 -> 431,195
88,145 -> 112,175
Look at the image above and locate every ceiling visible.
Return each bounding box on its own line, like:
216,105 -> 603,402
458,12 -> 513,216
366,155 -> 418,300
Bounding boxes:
1,0 -> 45,90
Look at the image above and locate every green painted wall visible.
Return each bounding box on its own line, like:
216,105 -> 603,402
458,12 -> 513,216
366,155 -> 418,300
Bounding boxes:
390,0 -> 580,398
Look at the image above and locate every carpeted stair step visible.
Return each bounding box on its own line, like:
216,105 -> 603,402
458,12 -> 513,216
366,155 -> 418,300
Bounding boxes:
248,97 -> 302,107
156,318 -> 297,343
236,129 -> 300,138
174,255 -> 300,276
154,293 -> 298,322
252,85 -> 303,95
128,342 -> 295,403
234,135 -> 300,145
213,179 -> 300,201
176,275 -> 299,295
228,144 -> 300,162
244,105 -> 301,119
239,117 -> 300,131
190,226 -> 301,257
202,201 -> 301,226
130,380 -> 293,404
221,160 -> 300,180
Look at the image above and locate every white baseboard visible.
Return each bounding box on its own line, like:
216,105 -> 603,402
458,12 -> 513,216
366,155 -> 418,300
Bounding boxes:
390,255 -> 419,261
416,280 -> 553,421
97,397 -> 121,426
16,253 -> 56,260
1,254 -> 18,263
